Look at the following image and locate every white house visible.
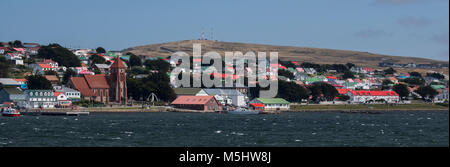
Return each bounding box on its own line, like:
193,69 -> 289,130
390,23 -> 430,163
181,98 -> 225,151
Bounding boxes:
54,92 -> 72,107
53,86 -> 81,102
346,90 -> 400,104
249,98 -> 290,111
196,89 -> 247,107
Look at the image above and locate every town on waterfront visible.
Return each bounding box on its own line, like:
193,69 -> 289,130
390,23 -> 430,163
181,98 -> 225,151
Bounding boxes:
0,39 -> 448,114
0,0 -> 449,150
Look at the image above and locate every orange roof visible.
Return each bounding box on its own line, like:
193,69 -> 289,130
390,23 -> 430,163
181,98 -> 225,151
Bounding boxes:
54,92 -> 63,96
171,96 -> 216,105
84,74 -> 110,89
38,64 -> 53,68
44,75 -> 59,81
13,78 -> 27,82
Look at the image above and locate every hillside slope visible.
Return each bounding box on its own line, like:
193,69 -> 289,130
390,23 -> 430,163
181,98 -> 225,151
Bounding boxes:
123,40 -> 447,68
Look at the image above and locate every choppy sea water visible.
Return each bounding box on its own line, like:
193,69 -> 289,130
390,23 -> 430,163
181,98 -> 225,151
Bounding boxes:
0,111 -> 448,147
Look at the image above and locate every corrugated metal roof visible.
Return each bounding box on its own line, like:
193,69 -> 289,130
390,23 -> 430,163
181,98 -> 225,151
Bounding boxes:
0,78 -> 20,85
256,98 -> 290,104
171,96 -> 215,105
203,89 -> 244,96
174,88 -> 202,95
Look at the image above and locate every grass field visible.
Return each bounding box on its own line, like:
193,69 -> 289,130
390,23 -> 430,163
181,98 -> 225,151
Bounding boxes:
290,103 -> 449,111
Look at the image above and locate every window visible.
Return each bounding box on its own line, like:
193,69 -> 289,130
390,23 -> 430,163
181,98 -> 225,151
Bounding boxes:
30,92 -> 33,96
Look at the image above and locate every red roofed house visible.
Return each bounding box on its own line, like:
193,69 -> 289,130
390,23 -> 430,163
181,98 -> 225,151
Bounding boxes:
0,47 -> 10,54
346,90 -> 399,103
171,96 -> 222,111
54,92 -> 72,108
31,63 -> 57,74
67,57 -> 127,104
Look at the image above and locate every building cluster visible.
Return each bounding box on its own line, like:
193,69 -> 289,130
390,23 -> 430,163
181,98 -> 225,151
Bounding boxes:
379,62 -> 448,69
0,42 -> 128,109
0,41 -> 448,111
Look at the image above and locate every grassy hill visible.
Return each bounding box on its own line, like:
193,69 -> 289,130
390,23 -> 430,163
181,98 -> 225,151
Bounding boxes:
123,40 -> 448,69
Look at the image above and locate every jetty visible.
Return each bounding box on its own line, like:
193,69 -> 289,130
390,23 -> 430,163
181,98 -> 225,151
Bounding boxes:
20,108 -> 89,116
21,111 -> 89,116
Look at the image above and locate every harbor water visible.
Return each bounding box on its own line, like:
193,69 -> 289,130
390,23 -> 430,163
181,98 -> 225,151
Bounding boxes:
0,111 -> 448,147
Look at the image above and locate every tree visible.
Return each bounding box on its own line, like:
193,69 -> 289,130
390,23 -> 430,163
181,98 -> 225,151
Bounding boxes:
280,61 -> 296,68
384,67 -> 396,75
96,47 -> 106,53
130,66 -> 149,75
346,63 -> 356,69
427,73 -> 445,80
278,69 -> 295,80
127,72 -> 176,102
0,56 -> 10,78
62,69 -> 76,85
13,40 -> 23,47
308,82 -> 338,101
393,84 -> 410,100
342,70 -> 354,79
277,80 -> 309,102
37,44 -> 81,67
382,79 -> 393,90
409,72 -> 422,78
337,94 -> 350,101
89,54 -> 106,64
26,75 -> 52,90
144,59 -> 170,73
402,77 -> 424,86
415,86 -> 438,101
128,53 -> 142,67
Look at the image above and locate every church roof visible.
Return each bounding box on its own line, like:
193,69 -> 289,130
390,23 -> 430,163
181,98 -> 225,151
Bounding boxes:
110,57 -> 126,68
84,74 -> 110,89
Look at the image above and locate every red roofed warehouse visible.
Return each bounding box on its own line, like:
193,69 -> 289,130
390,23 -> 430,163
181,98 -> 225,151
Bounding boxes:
171,96 -> 222,111
346,90 -> 399,104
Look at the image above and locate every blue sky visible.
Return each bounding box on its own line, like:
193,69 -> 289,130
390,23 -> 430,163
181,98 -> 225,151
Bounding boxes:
1,0 -> 448,61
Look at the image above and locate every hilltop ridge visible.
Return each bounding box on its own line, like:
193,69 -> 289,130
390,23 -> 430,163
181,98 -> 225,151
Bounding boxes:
123,40 -> 448,68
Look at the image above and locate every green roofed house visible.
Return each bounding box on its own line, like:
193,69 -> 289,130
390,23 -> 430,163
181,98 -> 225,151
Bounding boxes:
249,98 -> 290,111
431,85 -> 446,90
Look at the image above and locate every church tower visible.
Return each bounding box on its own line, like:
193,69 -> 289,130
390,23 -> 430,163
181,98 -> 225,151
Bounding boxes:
108,56 -> 127,104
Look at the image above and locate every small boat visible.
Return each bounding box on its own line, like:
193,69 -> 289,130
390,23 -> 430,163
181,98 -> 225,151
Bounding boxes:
1,107 -> 21,117
226,107 -> 260,115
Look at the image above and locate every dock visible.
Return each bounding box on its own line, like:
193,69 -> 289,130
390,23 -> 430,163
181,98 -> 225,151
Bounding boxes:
21,111 -> 90,116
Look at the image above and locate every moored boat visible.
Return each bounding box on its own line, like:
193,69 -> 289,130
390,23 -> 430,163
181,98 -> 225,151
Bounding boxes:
226,107 -> 260,115
1,107 -> 21,117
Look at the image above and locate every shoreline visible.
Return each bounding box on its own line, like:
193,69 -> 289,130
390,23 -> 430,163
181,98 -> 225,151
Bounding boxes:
18,103 -> 448,113
20,108 -> 448,114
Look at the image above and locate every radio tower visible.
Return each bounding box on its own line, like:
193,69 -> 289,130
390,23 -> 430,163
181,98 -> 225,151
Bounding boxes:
210,28 -> 214,41
201,27 -> 205,40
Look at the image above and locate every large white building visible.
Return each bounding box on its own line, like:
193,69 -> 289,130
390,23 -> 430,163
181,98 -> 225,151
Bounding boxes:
19,90 -> 57,109
346,90 -> 400,104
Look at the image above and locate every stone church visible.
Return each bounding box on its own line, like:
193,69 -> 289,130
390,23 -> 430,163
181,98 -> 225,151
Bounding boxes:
68,56 -> 127,104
